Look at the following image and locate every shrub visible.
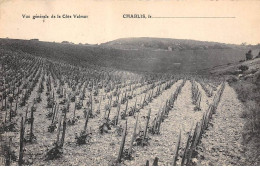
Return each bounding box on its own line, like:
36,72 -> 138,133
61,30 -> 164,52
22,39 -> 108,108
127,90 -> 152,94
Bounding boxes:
227,76 -> 238,84
238,65 -> 249,72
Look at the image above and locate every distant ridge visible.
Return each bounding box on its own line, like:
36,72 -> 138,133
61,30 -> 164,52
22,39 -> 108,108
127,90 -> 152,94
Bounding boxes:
100,37 -> 240,51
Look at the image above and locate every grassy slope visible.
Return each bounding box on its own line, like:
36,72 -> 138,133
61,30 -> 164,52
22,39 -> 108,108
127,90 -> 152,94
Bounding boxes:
0,38 -> 250,74
210,57 -> 260,165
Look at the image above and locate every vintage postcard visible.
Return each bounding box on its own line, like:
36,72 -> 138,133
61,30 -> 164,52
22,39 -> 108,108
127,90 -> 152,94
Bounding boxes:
0,0 -> 259,166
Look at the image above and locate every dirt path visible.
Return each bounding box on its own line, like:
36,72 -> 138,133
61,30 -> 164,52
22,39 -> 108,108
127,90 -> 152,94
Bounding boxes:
124,80 -> 214,166
196,83 -> 246,166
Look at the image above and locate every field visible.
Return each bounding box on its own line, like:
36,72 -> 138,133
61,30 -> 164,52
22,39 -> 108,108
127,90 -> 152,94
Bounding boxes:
0,38 -> 259,166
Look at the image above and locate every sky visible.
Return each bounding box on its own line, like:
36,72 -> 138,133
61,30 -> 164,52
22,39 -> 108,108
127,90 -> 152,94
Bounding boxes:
0,0 -> 260,45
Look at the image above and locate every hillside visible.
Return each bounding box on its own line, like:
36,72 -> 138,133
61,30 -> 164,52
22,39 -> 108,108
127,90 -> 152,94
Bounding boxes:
101,37 -> 240,51
210,57 -> 260,76
0,38 -> 255,74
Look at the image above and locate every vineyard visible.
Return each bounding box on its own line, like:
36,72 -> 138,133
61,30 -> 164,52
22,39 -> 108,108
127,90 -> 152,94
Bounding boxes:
0,47 -> 246,166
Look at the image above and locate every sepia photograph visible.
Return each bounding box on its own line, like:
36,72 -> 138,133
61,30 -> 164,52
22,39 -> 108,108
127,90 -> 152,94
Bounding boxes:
0,0 -> 259,166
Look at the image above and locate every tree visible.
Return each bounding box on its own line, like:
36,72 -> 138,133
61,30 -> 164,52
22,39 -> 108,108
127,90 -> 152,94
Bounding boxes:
255,51 -> 260,58
246,50 -> 253,60
241,42 -> 247,46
